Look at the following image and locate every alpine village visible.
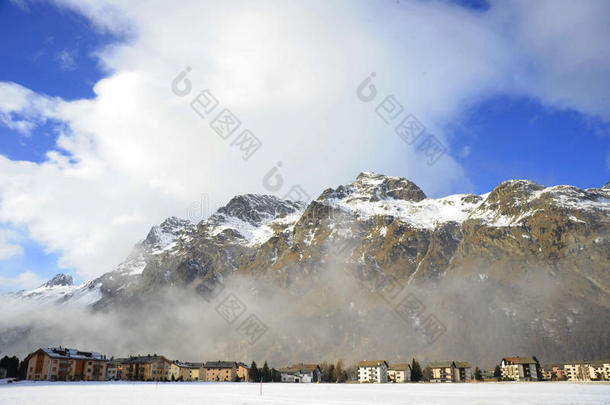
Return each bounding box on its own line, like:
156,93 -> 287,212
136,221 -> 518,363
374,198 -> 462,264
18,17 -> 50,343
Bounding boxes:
0,347 -> 608,384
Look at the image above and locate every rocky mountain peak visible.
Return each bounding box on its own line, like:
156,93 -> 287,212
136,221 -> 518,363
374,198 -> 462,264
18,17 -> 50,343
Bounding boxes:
43,273 -> 73,288
602,181 -> 610,190
484,179 -> 545,205
320,172 -> 427,203
144,216 -> 192,247
215,194 -> 304,226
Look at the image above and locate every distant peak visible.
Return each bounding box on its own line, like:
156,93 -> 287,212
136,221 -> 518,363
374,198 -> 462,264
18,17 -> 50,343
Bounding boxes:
602,181 -> 610,190
322,172 -> 426,202
486,179 -> 545,202
43,273 -> 73,288
216,194 -> 304,225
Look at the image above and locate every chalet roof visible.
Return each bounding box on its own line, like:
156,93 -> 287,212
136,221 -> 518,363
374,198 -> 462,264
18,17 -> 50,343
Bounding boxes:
502,357 -> 536,365
388,363 -> 411,371
175,361 -> 204,368
123,355 -> 169,364
429,361 -> 454,368
590,360 -> 610,367
357,360 -> 388,368
204,361 -> 237,369
279,364 -> 320,373
563,359 -> 610,366
40,347 -> 106,361
454,362 -> 471,369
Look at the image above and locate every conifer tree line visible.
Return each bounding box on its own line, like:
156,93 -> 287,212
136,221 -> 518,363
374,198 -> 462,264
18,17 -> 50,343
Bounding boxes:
0,355 -> 28,379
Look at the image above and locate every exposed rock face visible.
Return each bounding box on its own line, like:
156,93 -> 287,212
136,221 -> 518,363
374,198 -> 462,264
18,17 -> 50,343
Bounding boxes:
8,173 -> 610,365
43,274 -> 73,288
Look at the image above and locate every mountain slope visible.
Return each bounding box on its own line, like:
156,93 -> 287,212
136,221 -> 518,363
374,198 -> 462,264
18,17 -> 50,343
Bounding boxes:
6,172 -> 609,365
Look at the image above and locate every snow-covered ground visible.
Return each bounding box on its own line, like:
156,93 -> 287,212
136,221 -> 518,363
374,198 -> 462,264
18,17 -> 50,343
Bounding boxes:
1,381 -> 609,405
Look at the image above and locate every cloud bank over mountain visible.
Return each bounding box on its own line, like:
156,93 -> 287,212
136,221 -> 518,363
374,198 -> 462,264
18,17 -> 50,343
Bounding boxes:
0,0 -> 609,281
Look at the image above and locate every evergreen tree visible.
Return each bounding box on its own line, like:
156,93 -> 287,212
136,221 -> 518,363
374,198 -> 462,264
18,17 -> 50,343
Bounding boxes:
271,368 -> 281,382
262,361 -> 272,382
422,366 -> 432,382
327,364 -> 336,383
335,359 -> 347,383
0,356 -> 20,378
474,367 -> 483,381
532,356 -> 543,380
410,358 -> 423,382
320,362 -> 329,382
493,365 -> 502,380
18,359 -> 28,380
249,361 -> 259,382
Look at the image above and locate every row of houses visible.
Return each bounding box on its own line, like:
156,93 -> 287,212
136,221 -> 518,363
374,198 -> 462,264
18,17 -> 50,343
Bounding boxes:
541,360 -> 610,382
356,360 -> 472,383
356,357 -> 606,383
24,347 -> 610,383
26,348 -> 248,382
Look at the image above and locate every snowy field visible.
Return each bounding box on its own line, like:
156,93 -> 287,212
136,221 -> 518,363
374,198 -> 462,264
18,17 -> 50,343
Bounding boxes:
1,381 -> 609,405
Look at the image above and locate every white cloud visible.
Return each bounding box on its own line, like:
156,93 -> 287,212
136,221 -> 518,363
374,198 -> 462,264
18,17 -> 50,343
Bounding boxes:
0,228 -> 24,260
0,270 -> 43,292
55,49 -> 77,71
459,146 -> 472,159
489,0 -> 610,121
0,81 -> 61,136
0,0 -> 608,280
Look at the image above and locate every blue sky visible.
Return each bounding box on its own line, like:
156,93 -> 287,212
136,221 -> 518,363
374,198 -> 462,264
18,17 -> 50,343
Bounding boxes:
0,0 -> 608,290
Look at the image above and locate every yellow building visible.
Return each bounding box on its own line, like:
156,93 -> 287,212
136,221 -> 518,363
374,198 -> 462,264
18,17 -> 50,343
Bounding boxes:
564,360 -> 610,381
541,363 -> 566,381
26,347 -> 107,381
204,361 -> 237,381
237,362 -> 249,382
175,362 -> 204,381
121,355 -> 172,381
168,362 -> 181,381
429,361 -> 471,382
387,363 -> 411,383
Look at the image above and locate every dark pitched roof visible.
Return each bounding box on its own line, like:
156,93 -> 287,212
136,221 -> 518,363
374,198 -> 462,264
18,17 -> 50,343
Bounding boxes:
454,362 -> 471,369
279,364 -> 320,373
124,355 -> 169,364
204,361 -> 237,369
503,357 -> 536,365
388,363 -> 411,371
429,361 -> 454,368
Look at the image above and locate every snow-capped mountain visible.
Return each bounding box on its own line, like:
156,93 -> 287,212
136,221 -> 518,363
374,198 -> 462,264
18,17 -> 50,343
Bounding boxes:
7,172 -> 609,364
14,172 -> 610,307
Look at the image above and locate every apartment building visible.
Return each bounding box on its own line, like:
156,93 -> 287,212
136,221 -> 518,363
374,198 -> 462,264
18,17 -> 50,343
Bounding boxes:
26,347 -> 107,381
121,355 -> 172,381
500,357 -> 538,381
204,361 -> 238,381
357,360 -> 388,383
237,362 -> 249,382
176,362 -> 204,381
541,363 -> 566,381
387,363 -> 411,383
429,361 -> 471,382
564,360 -> 610,381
